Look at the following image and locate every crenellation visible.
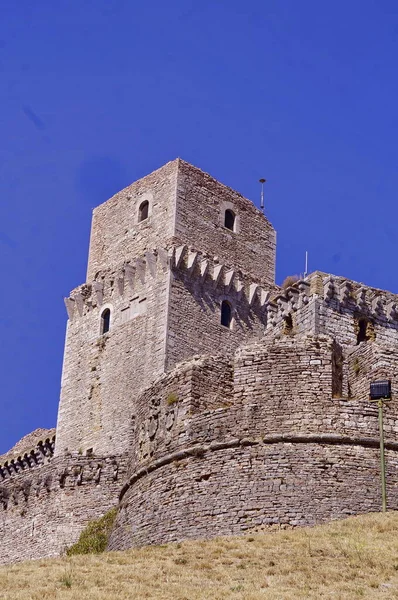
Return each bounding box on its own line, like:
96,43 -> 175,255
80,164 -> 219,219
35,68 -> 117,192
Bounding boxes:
0,436 -> 56,481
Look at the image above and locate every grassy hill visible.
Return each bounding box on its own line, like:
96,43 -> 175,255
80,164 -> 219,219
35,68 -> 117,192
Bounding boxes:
2,512 -> 398,599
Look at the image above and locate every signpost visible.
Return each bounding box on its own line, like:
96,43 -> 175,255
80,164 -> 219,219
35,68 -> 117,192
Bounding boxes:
369,380 -> 392,512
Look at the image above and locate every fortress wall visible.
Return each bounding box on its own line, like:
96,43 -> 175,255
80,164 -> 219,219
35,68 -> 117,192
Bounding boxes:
56,257 -> 170,457
129,337 -> 398,473
313,272 -> 398,346
0,435 -> 55,480
110,442 -> 398,550
0,454 -> 127,565
87,159 -> 178,281
166,268 -> 267,370
110,336 -> 398,550
232,338 -> 398,439
130,355 -> 233,471
265,273 -> 398,349
175,160 -> 276,286
345,343 -> 398,411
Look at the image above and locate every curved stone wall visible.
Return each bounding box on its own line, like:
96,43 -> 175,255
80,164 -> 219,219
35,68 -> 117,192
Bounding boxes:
109,335 -> 398,550
110,441 -> 398,549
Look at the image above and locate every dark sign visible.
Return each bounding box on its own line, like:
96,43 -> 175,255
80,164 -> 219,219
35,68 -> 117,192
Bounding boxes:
370,380 -> 391,401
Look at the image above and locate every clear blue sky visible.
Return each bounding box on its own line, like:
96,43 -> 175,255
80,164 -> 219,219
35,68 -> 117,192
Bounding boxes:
1,0 -> 398,454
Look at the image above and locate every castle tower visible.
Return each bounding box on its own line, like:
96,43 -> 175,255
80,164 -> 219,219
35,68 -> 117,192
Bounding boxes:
55,159 -> 276,457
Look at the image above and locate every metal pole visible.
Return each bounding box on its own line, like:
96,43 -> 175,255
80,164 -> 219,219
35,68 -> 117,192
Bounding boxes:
259,179 -> 266,213
378,399 -> 387,512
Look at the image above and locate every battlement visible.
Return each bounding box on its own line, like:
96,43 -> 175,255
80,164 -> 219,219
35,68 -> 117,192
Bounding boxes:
265,272 -> 398,347
0,435 -> 55,481
64,244 -> 275,322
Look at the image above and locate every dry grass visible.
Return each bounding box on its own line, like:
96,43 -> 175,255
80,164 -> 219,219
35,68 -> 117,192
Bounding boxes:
2,512 -> 398,599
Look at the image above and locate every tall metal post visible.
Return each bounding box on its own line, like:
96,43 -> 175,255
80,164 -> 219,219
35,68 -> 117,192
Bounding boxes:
370,380 -> 391,513
378,399 -> 387,512
259,179 -> 266,213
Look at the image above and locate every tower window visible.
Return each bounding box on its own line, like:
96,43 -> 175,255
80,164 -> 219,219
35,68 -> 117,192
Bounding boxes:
100,308 -> 111,335
357,318 -> 369,344
138,200 -> 149,222
221,300 -> 232,328
283,314 -> 293,334
224,209 -> 235,231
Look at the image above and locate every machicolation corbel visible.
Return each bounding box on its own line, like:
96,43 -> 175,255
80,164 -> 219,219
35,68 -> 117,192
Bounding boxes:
386,301 -> 398,321
64,297 -> 75,320
372,295 -> 384,315
199,258 -> 209,280
124,263 -> 135,289
248,283 -> 258,306
298,280 -> 310,304
74,292 -> 84,316
323,277 -> 336,301
187,250 -> 198,274
92,281 -> 104,306
339,280 -> 352,304
174,245 -> 187,269
145,251 -> 157,278
356,287 -> 368,310
212,264 -> 223,288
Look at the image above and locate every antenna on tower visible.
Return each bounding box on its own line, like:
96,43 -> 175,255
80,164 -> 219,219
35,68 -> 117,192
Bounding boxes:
304,250 -> 308,279
259,178 -> 266,212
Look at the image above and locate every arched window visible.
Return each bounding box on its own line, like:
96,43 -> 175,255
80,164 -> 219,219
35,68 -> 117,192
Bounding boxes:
224,209 -> 235,231
221,300 -> 232,328
138,200 -> 149,222
100,308 -> 111,335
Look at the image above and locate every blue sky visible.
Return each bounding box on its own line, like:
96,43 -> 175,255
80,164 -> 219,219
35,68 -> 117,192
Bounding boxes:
1,0 -> 398,453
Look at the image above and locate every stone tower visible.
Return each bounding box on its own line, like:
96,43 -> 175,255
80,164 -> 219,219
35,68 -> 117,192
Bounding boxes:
55,159 -> 276,457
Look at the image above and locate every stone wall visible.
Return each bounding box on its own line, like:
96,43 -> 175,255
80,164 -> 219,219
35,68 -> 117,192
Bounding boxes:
86,159 -> 178,281
109,335 -> 398,551
56,251 -> 171,457
0,434 -> 55,479
175,160 -> 276,287
56,159 -> 276,458
266,272 -> 398,348
0,453 -> 127,564
166,260 -> 269,370
110,443 -> 398,550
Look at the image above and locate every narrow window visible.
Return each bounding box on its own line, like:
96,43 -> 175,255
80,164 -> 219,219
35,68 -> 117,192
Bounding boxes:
138,200 -> 149,222
357,318 -> 369,344
221,300 -> 232,328
283,314 -> 293,334
224,209 -> 235,231
100,308 -> 111,335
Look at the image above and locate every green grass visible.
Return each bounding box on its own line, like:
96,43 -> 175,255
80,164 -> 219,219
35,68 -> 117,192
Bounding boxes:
66,508 -> 117,556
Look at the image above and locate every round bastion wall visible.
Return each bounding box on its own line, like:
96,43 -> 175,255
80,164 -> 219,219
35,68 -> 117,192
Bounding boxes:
109,336 -> 398,550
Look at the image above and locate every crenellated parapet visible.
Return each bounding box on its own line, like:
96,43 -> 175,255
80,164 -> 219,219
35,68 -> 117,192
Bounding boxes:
169,244 -> 274,307
318,272 -> 398,322
64,244 -> 277,322
263,272 -> 398,345
0,435 -> 56,481
265,280 -> 310,330
64,246 -> 174,320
